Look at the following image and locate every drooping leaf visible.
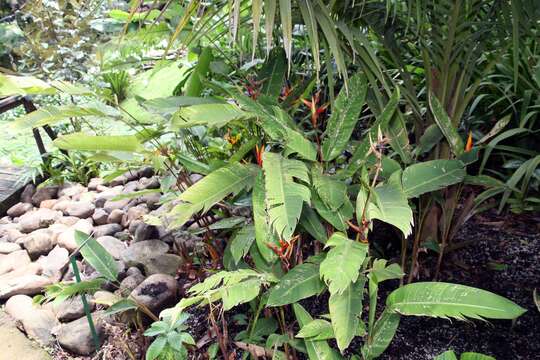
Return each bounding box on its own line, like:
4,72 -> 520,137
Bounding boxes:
142,96 -> 224,116
297,319 -> 334,340
401,160 -> 466,198
312,191 -> 353,231
264,0 -> 277,54
183,47 -> 212,97
361,310 -> 400,359
460,353 -> 496,360
104,299 -> 138,316
293,303 -> 343,360
369,259 -> 404,284
171,103 -> 253,129
74,231 -> 118,282
319,233 -> 368,295
54,133 -> 144,153
146,336 -> 167,360
10,104 -> 118,130
361,182 -> 414,238
429,94 -> 464,156
321,72 -> 368,161
299,205 -> 328,244
386,282 -> 527,320
262,152 -> 311,241
167,163 -> 258,228
188,270 -> 276,311
267,262 -> 325,306
258,47 -> 286,98
230,225 -> 256,265
253,171 -> 279,263
434,351 -> 459,360
312,169 -> 348,211
329,279 -> 366,352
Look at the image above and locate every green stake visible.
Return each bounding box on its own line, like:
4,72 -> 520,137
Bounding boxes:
70,256 -> 100,351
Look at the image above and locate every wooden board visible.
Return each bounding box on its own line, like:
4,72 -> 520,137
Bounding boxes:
0,166 -> 30,215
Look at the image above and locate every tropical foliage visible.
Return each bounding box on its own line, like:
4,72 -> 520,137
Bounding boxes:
1,0 -> 537,359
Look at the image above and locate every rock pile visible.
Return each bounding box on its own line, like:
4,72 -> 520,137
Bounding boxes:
0,168 -> 184,355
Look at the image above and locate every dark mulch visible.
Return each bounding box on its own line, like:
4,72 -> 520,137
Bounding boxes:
382,211 -> 540,360
184,210 -> 540,360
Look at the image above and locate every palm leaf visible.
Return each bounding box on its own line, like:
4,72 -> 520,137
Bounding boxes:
321,72 -> 368,161
319,233 -> 368,295
168,163 -> 258,228
386,282 -> 527,320
262,152 -> 311,240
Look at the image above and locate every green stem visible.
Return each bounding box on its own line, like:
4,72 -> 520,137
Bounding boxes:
70,256 -> 100,352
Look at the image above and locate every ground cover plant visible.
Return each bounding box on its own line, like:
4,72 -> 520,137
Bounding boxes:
0,1 -> 539,359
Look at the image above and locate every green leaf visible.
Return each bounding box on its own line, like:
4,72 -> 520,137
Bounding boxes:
271,107 -> 318,161
460,353 -> 496,360
319,233 -> 368,295
361,310 -> 400,359
253,171 -> 279,263
279,0 -> 292,68
267,262 -> 325,306
434,350 -> 458,360
299,205 -> 328,244
146,336 -> 167,360
183,47 -> 212,97
312,191 -> 353,231
74,231 -> 118,282
188,270 -> 275,311
264,0 -> 277,53
292,303 -> 343,360
104,299 -> 138,316
429,94 -> 464,156
167,163 -> 258,228
230,225 -> 256,265
386,282 -> 527,320
369,260 -> 404,284
297,319 -> 334,340
10,104 -> 118,130
143,96 -> 224,116
329,279 -> 365,352
312,169 -> 348,211
363,182 -> 414,238
402,160 -> 466,198
54,133 -> 144,153
263,152 -> 311,241
321,72 -> 368,161
171,103 -> 253,129
258,47 -> 286,98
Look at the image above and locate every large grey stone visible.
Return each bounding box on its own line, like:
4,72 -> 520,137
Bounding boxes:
57,219 -> 93,252
0,250 -> 31,275
93,223 -> 122,238
130,274 -> 177,313
58,183 -> 87,198
56,295 -> 95,322
31,186 -> 59,207
23,229 -> 53,259
0,242 -> 21,254
37,246 -> 69,280
18,208 -> 62,233
0,274 -> 52,299
56,311 -> 108,355
142,254 -> 183,276
21,308 -> 59,345
92,208 -> 109,225
20,184 -> 35,203
103,198 -> 130,213
120,240 -> 169,267
88,178 -> 104,191
107,209 -> 124,224
66,201 -> 95,218
7,202 -> 33,218
96,236 -> 126,259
